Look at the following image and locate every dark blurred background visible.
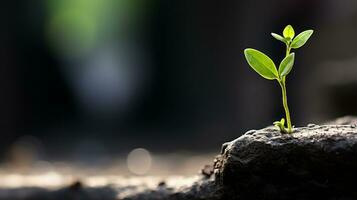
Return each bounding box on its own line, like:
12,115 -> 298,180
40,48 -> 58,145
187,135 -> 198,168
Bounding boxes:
0,0 -> 356,175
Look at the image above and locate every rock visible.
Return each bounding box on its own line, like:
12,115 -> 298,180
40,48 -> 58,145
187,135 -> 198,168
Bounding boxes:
1,116 -> 357,200
201,165 -> 214,178
214,124 -> 357,200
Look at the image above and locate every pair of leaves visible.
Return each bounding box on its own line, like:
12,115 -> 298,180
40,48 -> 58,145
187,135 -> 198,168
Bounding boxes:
244,49 -> 294,80
244,25 -> 313,80
271,25 -> 313,49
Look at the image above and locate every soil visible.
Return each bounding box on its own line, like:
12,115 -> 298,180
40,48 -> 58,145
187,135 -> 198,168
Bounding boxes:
0,116 -> 356,200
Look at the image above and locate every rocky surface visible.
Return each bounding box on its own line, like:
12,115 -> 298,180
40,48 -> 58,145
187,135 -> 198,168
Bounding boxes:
0,116 -> 357,200
215,124 -> 357,200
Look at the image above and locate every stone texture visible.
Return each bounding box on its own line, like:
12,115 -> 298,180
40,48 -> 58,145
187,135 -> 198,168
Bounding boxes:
214,124 -> 357,200
1,116 -> 357,200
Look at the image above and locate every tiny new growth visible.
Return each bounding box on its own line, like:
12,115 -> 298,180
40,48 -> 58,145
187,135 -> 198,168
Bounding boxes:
244,25 -> 313,134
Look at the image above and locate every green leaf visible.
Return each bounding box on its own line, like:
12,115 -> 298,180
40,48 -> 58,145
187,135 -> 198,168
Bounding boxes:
279,53 -> 295,77
291,30 -> 313,49
274,118 -> 286,133
271,33 -> 287,43
283,25 -> 295,39
244,48 -> 278,80
280,118 -> 285,126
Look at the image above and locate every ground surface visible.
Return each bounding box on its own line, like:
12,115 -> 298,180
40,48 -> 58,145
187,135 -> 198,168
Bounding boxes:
0,116 -> 356,200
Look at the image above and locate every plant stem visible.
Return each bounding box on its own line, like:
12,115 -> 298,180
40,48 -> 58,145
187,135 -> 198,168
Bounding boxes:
279,79 -> 292,133
278,42 -> 293,133
286,43 -> 291,57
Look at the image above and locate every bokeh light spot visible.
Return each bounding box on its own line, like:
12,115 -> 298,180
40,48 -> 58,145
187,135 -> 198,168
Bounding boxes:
127,148 -> 152,175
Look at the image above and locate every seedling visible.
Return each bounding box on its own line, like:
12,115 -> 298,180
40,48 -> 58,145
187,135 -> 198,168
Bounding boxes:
244,25 -> 313,133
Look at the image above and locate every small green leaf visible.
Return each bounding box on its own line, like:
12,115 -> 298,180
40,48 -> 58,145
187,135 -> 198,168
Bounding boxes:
279,53 -> 295,77
271,33 -> 287,43
283,25 -> 295,39
280,118 -> 285,126
274,118 -> 287,133
244,48 -> 278,80
273,121 -> 281,126
291,30 -> 313,49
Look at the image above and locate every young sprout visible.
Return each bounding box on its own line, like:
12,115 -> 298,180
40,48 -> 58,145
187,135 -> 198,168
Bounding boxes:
244,25 -> 313,134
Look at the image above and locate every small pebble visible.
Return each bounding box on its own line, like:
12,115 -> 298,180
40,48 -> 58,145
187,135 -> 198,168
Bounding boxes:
351,124 -> 356,128
307,123 -> 316,128
201,164 -> 214,178
158,181 -> 166,187
324,128 -> 329,131
69,181 -> 82,190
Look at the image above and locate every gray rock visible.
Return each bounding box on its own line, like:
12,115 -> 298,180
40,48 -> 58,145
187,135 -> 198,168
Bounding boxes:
214,124 -> 357,200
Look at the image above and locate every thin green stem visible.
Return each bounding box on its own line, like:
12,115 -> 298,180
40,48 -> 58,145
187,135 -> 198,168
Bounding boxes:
277,41 -> 293,133
279,80 -> 292,133
285,43 -> 291,57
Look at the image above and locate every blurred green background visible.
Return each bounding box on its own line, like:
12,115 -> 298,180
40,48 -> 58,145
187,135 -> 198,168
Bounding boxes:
0,0 -> 356,175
